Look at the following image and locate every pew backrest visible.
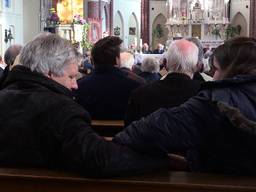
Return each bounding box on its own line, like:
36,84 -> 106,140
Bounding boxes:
0,168 -> 256,192
92,120 -> 124,136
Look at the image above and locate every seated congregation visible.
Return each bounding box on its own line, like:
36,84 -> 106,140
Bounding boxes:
0,31 -> 256,183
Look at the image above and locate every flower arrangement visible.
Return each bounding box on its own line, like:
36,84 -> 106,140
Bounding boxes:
72,14 -> 92,50
47,8 -> 60,27
73,14 -> 86,25
81,24 -> 93,50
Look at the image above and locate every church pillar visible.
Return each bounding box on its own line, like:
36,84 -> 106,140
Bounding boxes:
250,0 -> 256,37
52,0 -> 58,10
141,0 -> 149,44
88,0 -> 100,19
110,0 -> 113,35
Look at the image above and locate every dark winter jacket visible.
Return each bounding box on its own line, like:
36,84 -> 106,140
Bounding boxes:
114,75 -> 256,175
76,67 -> 143,120
0,65 -> 170,177
125,73 -> 201,126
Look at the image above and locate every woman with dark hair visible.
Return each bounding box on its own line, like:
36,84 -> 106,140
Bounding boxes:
114,37 -> 256,175
213,37 -> 256,80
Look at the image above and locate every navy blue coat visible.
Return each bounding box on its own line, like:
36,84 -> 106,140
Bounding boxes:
76,67 -> 143,120
114,75 -> 256,175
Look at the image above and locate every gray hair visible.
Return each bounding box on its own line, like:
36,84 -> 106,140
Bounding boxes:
120,52 -> 134,69
20,33 -> 82,77
4,44 -> 23,66
141,56 -> 160,73
166,39 -> 198,74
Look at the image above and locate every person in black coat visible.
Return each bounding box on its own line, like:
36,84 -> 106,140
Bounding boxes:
75,36 -> 144,120
0,33 -> 170,177
125,39 -> 201,126
142,43 -> 152,54
114,37 -> 256,175
153,43 -> 165,54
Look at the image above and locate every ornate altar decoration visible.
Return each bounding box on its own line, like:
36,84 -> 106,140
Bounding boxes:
55,0 -> 91,52
166,0 -> 230,47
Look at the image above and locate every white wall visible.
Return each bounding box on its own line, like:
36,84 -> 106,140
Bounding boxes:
0,0 -> 23,56
23,0 -> 40,43
113,0 -> 141,48
230,0 -> 250,36
149,0 -> 167,46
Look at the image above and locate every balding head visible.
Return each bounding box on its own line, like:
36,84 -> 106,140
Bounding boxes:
166,39 -> 198,78
4,44 -> 23,67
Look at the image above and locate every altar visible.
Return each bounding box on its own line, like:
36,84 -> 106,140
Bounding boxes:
166,0 -> 230,44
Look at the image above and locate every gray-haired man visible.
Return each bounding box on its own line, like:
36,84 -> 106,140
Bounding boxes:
0,33 -> 169,177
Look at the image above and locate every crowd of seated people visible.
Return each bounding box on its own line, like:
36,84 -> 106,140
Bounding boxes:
115,37 -> 256,175
1,32 -> 256,177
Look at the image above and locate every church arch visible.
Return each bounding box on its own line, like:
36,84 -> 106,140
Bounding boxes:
114,10 -> 124,40
231,12 -> 247,37
128,13 -> 139,49
152,13 -> 168,50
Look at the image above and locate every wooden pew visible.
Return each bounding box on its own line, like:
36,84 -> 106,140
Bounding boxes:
0,167 -> 256,192
92,120 -> 124,137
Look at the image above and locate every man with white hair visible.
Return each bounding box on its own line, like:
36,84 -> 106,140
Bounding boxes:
139,56 -> 161,83
0,33 -> 170,177
120,51 -> 145,84
125,39 -> 201,126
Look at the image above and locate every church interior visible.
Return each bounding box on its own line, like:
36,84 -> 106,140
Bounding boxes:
0,0 -> 254,55
1,1 -> 256,189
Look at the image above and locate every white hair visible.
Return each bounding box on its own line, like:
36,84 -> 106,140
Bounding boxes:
20,33 -> 82,77
141,56 -> 160,73
120,52 -> 134,69
166,39 -> 198,75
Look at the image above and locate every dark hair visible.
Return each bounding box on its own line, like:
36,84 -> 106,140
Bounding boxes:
91,36 -> 123,69
214,37 -> 256,78
4,44 -> 22,66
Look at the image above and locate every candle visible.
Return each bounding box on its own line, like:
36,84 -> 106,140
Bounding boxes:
134,37 -> 137,48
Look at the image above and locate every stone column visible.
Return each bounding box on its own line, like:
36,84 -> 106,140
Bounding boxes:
39,0 -> 52,30
88,0 -> 100,19
52,0 -> 58,10
110,0 -> 113,35
141,0 -> 149,44
250,0 -> 256,37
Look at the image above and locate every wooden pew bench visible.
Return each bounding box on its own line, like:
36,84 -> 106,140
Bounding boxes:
92,120 -> 124,137
0,167 -> 256,192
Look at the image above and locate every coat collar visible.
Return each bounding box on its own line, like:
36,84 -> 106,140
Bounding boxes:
164,72 -> 192,81
2,65 -> 73,98
200,75 -> 256,90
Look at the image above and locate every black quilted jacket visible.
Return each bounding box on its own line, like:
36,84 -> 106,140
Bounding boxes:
114,75 -> 256,175
0,65 -> 170,177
